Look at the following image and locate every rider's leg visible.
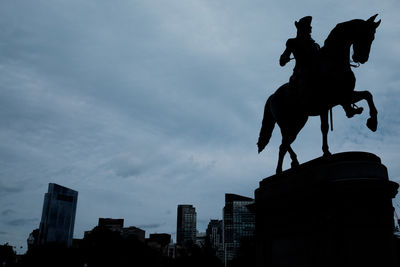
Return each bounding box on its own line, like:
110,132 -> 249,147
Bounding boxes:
341,103 -> 363,118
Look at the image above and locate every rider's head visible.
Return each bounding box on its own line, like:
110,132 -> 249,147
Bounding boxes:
295,16 -> 312,37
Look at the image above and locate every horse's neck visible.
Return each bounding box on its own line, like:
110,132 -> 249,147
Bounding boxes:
321,22 -> 356,68
321,40 -> 351,68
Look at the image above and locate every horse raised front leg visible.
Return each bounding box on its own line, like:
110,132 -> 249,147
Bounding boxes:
320,111 -> 331,157
351,90 -> 378,132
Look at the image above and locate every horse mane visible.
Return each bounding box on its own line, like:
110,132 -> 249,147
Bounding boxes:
323,19 -> 365,48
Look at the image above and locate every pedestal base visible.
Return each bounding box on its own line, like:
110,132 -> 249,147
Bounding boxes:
255,152 -> 399,267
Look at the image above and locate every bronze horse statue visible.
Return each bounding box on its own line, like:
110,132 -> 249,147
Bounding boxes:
257,15 -> 381,174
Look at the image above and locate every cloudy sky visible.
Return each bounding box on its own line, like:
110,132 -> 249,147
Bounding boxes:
0,0 -> 399,253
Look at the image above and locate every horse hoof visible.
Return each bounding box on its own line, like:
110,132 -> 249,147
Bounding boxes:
367,117 -> 377,132
291,160 -> 299,168
323,151 -> 332,157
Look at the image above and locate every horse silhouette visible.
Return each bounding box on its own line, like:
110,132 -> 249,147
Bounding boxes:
258,14 -> 381,174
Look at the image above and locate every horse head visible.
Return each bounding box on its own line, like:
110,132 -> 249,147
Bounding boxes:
352,14 -> 381,64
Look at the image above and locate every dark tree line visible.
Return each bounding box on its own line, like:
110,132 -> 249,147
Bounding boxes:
2,227 -> 223,267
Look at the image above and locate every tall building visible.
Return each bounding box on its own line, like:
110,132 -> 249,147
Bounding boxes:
223,193 -> 255,267
176,204 -> 197,246
206,219 -> 223,250
38,183 -> 78,247
207,219 -> 224,261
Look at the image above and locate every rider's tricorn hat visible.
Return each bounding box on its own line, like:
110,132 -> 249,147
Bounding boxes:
295,16 -> 312,29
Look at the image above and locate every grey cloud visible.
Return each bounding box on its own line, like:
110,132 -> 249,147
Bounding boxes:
1,209 -> 15,216
5,218 -> 38,227
0,182 -> 23,194
102,155 -> 153,179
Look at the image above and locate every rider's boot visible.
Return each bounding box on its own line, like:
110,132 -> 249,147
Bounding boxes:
343,104 -> 363,118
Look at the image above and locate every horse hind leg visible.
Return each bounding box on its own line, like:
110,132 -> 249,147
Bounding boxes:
320,110 -> 332,156
288,146 -> 299,168
276,143 -> 287,174
276,133 -> 298,174
276,115 -> 308,173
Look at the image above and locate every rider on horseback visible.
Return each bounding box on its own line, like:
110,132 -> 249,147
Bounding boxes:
259,14 -> 381,173
280,16 -> 319,89
280,16 -> 363,118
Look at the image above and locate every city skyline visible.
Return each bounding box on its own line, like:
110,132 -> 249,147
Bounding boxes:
8,181 -> 255,254
16,182 -> 256,267
1,0 -> 400,254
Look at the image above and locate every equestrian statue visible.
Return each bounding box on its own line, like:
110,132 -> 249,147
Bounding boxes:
257,14 -> 381,174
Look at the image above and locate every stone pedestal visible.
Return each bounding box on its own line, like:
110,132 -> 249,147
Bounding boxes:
255,152 -> 399,267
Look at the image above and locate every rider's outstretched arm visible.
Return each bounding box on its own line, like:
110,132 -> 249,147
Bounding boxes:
280,39 -> 293,67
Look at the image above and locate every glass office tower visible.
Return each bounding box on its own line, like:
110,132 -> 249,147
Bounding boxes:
38,183 -> 78,247
176,204 -> 197,246
223,193 -> 255,266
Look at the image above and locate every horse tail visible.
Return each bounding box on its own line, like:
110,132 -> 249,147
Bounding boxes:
257,96 -> 275,153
